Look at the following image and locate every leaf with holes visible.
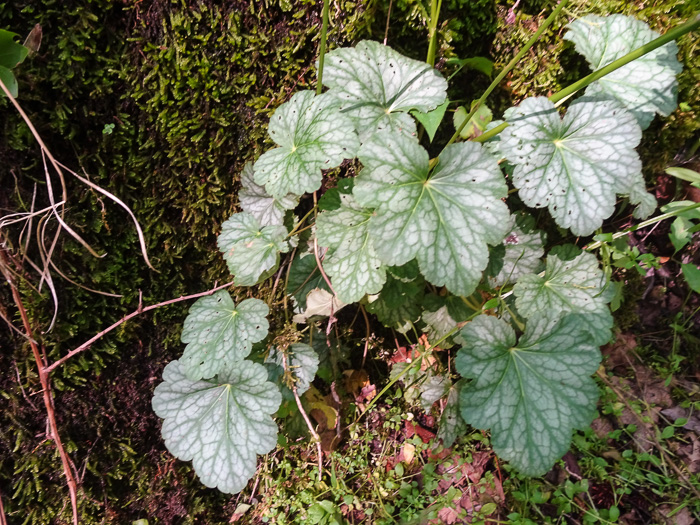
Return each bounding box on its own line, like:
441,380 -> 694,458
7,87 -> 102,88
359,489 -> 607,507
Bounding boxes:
179,291 -> 269,380
514,251 -> 613,346
316,194 -> 386,303
218,212 -> 289,286
323,41 -> 447,139
253,91 -> 359,199
152,359 -> 281,494
501,97 -> 655,236
354,131 -> 510,296
456,314 -> 601,476
239,162 -> 298,227
564,14 -> 682,129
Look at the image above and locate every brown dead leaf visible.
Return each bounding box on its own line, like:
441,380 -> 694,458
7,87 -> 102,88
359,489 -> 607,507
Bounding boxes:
404,420 -> 436,443
654,504 -> 695,525
676,434 -> 700,474
436,506 -> 461,524
306,385 -> 338,430
601,332 -> 638,371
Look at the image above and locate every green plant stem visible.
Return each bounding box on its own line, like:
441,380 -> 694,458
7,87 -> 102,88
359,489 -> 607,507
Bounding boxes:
585,202 -> 700,251
445,0 -> 569,148
474,14 -> 700,144
316,0 -> 330,95
287,206 -> 317,237
426,0 -> 443,67
550,14 -> 700,104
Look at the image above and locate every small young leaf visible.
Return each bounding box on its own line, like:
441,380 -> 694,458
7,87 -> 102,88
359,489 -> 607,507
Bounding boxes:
266,343 -> 320,396
501,97 -> 655,236
0,65 -> 18,98
218,212 -> 289,286
318,178 -> 354,212
239,162 -> 298,227
323,41 -> 448,139
514,251 -> 613,345
488,214 -> 545,287
422,305 -> 459,344
446,56 -> 494,77
453,102 -> 493,139
0,30 -> 28,69
437,380 -> 467,448
316,194 -> 386,303
180,291 -> 269,380
411,100 -> 449,142
287,251 -> 331,310
681,264 -> 700,294
420,373 -> 450,412
366,274 -> 424,333
564,15 -> 682,129
456,314 -> 601,476
355,132 -> 510,296
670,217 -> 693,253
152,359 -> 281,494
253,91 -> 359,199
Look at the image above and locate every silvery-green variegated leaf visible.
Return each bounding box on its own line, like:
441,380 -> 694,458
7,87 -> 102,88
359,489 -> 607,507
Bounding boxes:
323,41 -> 447,139
355,132 -> 510,296
420,373 -> 450,412
253,91 -> 359,199
286,251 -> 331,310
316,194 -> 386,303
180,291 -> 269,380
456,314 -> 601,476
152,359 -> 281,494
514,251 -> 613,346
422,305 -> 458,344
489,214 -> 545,287
564,14 -> 682,129
239,162 -> 298,227
437,380 -> 467,448
265,343 -> 319,396
366,274 -> 424,334
217,212 -> 289,286
501,97 -> 655,236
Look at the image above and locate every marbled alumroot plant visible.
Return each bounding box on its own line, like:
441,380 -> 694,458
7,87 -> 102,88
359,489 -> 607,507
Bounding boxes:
151,15 -> 684,493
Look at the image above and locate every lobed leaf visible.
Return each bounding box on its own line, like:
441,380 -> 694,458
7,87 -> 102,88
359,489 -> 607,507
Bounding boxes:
323,40 -> 447,139
239,162 -> 298,227
355,132 -> 510,296
316,194 -> 386,303
456,314 -> 601,476
180,291 -> 269,380
564,14 -> 682,129
152,359 -> 281,494
253,91 -> 359,199
366,274 -> 424,334
218,212 -> 289,286
514,251 -> 613,346
501,97 -> 655,236
488,214 -> 545,287
265,343 -> 320,397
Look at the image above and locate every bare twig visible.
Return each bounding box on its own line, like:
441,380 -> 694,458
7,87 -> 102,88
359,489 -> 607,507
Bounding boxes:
45,280 -> 235,374
0,485 -> 7,525
281,350 -> 323,476
360,304 -> 371,368
0,248 -> 79,525
312,238 -> 335,295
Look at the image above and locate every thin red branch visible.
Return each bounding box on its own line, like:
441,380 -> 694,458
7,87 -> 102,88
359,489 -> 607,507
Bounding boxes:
0,248 -> 79,525
44,280 -> 235,374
